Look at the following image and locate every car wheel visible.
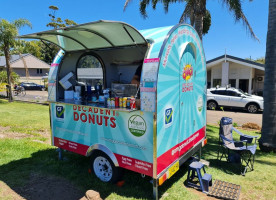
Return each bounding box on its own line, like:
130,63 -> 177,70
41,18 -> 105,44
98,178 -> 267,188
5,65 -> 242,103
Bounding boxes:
207,101 -> 218,110
41,87 -> 46,91
247,103 -> 258,113
91,151 -> 122,183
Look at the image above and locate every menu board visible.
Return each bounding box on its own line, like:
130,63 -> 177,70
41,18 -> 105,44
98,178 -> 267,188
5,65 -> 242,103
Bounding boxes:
141,58 -> 159,81
140,58 -> 159,112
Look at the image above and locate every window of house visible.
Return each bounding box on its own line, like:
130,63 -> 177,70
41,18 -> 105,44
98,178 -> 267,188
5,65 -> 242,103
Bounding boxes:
77,54 -> 104,87
229,79 -> 236,88
37,69 -> 42,74
213,79 -> 221,87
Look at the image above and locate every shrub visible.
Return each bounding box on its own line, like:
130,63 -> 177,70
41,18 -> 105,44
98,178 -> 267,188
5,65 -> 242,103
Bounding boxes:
0,71 -> 20,84
242,122 -> 261,130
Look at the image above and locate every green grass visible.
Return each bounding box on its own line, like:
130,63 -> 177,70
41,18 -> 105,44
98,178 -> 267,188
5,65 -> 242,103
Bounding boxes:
0,99 -> 49,137
0,100 -> 275,199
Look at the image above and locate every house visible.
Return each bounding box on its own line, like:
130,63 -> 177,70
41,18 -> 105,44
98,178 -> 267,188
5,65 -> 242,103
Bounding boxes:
207,54 -> 265,95
0,54 -> 50,83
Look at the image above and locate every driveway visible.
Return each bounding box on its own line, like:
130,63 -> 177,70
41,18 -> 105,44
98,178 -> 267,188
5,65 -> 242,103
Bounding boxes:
0,90 -> 48,103
207,109 -> 262,127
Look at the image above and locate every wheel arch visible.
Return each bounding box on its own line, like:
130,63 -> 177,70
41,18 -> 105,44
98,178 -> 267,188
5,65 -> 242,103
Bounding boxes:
207,99 -> 218,106
207,99 -> 218,104
86,144 -> 119,167
245,101 -> 260,109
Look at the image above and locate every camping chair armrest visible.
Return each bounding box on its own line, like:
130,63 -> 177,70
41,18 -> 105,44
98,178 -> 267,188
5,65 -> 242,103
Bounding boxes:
232,127 -> 258,144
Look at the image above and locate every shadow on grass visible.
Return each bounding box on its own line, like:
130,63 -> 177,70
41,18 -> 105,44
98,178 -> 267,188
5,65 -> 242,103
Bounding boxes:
0,99 -> 8,104
0,148 -> 192,200
254,158 -> 276,166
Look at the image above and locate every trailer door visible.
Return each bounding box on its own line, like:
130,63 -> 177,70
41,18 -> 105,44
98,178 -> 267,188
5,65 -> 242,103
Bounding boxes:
179,44 -> 197,144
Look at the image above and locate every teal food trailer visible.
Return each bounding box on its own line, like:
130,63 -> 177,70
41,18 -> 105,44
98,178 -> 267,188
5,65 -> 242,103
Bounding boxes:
20,20 -> 207,198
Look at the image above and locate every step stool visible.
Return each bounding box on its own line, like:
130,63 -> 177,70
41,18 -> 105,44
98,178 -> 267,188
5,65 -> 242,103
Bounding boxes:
186,161 -> 212,193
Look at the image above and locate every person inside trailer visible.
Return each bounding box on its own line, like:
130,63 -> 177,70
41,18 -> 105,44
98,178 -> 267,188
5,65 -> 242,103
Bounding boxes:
131,64 -> 142,87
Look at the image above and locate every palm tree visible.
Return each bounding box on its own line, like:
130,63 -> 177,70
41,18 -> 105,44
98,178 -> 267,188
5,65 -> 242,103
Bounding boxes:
0,19 -> 32,102
124,0 -> 258,41
259,0 -> 276,152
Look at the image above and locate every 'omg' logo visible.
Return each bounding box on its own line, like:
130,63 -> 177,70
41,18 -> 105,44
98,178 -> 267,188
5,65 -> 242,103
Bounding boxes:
182,64 -> 193,81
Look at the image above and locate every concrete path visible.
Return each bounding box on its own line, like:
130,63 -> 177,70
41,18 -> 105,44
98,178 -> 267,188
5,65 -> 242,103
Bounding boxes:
0,91 -> 48,104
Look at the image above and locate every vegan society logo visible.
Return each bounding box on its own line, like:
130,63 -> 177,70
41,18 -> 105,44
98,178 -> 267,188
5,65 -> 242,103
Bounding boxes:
165,108 -> 173,128
56,105 -> 65,119
182,64 -> 193,81
128,115 -> 147,137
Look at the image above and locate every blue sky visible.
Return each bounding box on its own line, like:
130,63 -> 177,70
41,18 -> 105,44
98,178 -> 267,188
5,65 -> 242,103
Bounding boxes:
0,0 -> 269,61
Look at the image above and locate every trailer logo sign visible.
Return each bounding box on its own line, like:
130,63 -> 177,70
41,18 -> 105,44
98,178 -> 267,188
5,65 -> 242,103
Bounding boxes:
56,105 -> 65,120
128,115 -> 147,137
182,64 -> 194,93
182,64 -> 193,81
165,108 -> 173,128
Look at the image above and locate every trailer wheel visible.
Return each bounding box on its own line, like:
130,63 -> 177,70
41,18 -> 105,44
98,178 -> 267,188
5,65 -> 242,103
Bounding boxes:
91,151 -> 122,183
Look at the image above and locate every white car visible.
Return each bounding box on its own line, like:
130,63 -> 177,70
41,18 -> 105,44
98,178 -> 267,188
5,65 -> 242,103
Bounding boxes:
207,87 -> 263,113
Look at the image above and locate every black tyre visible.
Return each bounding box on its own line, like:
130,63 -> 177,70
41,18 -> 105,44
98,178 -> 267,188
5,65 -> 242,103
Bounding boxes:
21,88 -> 26,96
246,103 -> 259,113
13,90 -> 18,96
207,101 -> 218,110
90,151 -> 122,183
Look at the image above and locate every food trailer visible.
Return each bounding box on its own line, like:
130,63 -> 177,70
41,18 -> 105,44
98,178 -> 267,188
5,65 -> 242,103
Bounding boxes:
20,20 -> 207,198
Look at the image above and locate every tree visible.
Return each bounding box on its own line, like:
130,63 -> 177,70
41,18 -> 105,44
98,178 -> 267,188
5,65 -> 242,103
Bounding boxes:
11,40 -> 43,60
124,0 -> 258,41
47,5 -> 77,29
39,42 -> 60,64
254,57 -> 265,64
245,57 -> 265,64
259,0 -> 276,152
0,71 -> 19,84
0,18 -> 32,102
44,5 -> 77,63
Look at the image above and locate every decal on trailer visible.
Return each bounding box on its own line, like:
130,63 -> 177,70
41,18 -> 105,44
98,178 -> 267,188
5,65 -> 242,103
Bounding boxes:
156,25 -> 206,176
51,103 -> 154,176
165,108 -> 173,128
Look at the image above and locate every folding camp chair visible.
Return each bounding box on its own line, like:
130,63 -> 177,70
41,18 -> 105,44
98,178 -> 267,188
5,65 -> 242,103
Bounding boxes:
217,117 -> 258,175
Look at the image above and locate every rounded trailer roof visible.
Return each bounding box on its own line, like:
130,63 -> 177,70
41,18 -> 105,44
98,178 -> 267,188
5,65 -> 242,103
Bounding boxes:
140,26 -> 173,58
19,20 -> 148,52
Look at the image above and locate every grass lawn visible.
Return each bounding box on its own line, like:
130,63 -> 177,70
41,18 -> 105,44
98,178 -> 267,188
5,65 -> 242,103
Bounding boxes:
0,100 -> 275,199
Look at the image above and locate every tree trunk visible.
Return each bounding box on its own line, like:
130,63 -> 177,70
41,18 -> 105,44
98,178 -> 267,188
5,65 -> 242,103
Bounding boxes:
4,47 -> 13,102
259,0 -> 276,152
194,14 -> 204,40
19,53 -> 30,82
193,0 -> 206,40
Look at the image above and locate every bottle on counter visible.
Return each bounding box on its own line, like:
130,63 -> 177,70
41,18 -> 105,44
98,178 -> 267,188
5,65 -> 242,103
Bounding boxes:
119,97 -> 123,108
123,97 -> 127,108
115,97 -> 119,108
130,97 -> 136,110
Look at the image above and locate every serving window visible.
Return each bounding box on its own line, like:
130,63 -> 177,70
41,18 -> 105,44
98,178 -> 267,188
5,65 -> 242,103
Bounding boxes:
77,54 -> 105,87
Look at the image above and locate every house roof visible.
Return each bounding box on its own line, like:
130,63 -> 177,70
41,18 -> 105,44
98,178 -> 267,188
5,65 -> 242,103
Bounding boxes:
207,54 -> 265,71
0,54 -> 28,66
0,54 -> 50,69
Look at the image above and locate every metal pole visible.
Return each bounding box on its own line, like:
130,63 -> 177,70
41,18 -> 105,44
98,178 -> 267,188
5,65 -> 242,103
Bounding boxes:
153,179 -> 158,200
199,146 -> 202,160
58,148 -> 63,160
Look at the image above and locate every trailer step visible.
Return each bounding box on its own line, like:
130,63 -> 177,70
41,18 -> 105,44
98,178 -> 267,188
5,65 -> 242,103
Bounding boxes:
208,179 -> 241,200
